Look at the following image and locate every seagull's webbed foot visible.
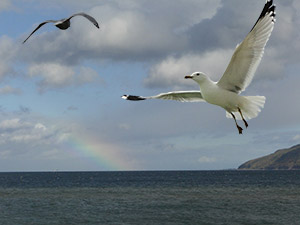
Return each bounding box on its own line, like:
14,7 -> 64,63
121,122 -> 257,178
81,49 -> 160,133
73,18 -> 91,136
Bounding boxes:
237,125 -> 243,134
231,112 -> 243,135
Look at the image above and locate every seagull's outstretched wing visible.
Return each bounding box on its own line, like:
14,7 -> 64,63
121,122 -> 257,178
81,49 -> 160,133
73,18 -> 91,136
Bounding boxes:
217,0 -> 276,93
23,20 -> 57,44
122,91 -> 205,102
68,12 -> 100,28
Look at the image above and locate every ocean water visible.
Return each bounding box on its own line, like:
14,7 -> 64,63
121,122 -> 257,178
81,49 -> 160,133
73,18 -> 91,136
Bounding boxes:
0,171 -> 300,225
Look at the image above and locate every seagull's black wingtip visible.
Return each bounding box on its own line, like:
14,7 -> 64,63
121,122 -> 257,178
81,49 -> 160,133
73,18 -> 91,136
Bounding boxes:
250,0 -> 276,32
122,95 -> 146,101
263,0 -> 276,18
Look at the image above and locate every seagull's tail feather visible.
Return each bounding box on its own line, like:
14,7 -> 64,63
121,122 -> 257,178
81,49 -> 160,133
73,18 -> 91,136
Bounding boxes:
122,95 -> 146,101
226,95 -> 266,120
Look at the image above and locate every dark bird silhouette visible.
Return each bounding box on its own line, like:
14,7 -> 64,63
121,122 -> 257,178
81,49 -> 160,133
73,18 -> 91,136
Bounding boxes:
23,12 -> 99,43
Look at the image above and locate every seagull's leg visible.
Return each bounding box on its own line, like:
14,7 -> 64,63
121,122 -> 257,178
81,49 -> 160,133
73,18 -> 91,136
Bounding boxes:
231,112 -> 243,134
238,107 -> 248,128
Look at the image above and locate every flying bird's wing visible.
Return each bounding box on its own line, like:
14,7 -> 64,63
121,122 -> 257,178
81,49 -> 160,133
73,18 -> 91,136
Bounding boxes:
217,0 -> 276,93
23,20 -> 57,44
122,91 -> 205,102
68,12 -> 100,28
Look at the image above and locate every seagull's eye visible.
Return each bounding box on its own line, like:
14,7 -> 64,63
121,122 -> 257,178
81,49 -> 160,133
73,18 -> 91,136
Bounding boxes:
196,73 -> 200,76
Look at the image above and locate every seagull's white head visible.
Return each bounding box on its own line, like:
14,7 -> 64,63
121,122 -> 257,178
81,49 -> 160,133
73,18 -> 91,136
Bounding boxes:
185,72 -> 208,84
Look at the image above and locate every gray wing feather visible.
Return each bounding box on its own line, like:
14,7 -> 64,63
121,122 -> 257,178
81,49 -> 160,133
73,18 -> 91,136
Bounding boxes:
148,91 -> 205,102
23,20 -> 57,43
123,91 -> 204,102
68,12 -> 100,28
217,0 -> 275,93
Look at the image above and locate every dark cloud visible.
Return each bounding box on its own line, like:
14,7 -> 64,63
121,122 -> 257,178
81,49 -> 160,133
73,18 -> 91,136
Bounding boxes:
17,0 -> 221,65
187,0 -> 263,52
18,105 -> 30,114
1,0 -> 300,171
145,0 -> 300,89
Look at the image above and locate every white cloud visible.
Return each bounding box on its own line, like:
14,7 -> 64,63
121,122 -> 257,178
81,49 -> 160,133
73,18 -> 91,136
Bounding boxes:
144,0 -> 300,90
0,117 -> 70,156
292,135 -> 300,141
0,0 -> 12,12
144,50 -> 233,89
35,123 -> 47,131
0,36 -> 17,80
28,63 -> 74,85
3,0 -> 299,89
198,156 -> 217,163
19,0 -> 221,63
4,0 -> 293,93
1,0 -> 300,171
28,63 -> 99,92
0,85 -> 22,95
33,0 -> 221,29
119,123 -> 131,130
0,118 -> 30,132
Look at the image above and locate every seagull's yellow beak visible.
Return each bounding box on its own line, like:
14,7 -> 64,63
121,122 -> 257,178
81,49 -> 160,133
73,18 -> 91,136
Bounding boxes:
185,75 -> 193,79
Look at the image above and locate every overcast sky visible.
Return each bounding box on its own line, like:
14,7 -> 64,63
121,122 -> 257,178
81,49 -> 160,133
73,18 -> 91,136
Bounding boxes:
0,0 -> 299,171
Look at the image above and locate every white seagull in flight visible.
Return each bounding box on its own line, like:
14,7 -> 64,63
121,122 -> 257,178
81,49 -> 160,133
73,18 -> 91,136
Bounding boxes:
122,0 -> 276,134
23,12 -> 99,43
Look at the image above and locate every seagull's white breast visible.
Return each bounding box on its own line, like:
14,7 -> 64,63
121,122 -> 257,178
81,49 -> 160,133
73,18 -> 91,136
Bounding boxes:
199,78 -> 240,112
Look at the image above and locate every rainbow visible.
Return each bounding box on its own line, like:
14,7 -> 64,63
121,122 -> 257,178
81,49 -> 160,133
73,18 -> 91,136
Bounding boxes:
66,133 -> 135,171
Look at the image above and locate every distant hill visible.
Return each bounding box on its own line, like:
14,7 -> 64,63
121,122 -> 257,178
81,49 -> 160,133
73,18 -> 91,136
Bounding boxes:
238,144 -> 300,170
